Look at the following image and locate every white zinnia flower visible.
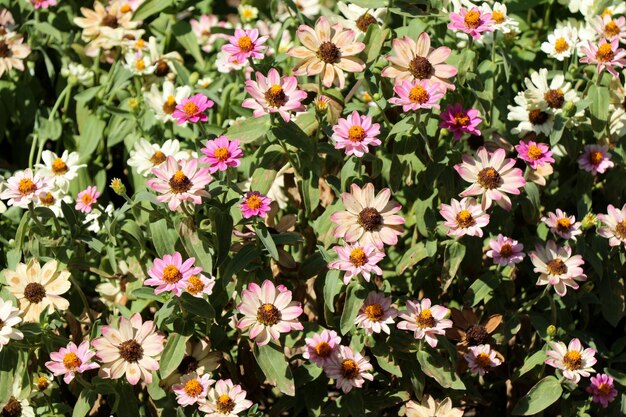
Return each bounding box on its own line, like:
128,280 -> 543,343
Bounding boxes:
335,2 -> 386,34
507,92 -> 555,137
541,25 -> 578,61
123,51 -> 156,75
523,68 -> 578,112
144,80 -> 192,123
35,150 -> 85,192
0,299 -> 24,351
127,138 -> 186,176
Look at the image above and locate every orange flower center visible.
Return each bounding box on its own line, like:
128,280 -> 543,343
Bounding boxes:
453,113 -> 470,127
18,178 -> 37,196
135,59 -> 145,71
36,376 -> 50,391
237,35 -> 254,52
213,147 -> 230,162
615,220 -> 626,239
264,84 -> 287,107
63,352 -> 82,370
563,350 -> 582,370
477,167 -> 501,189
246,194 -> 263,210
464,10 -> 481,29
556,217 -> 572,233
546,258 -> 568,275
409,85 -> 429,104
475,352 -> 493,368
527,145 -> 544,160
169,171 -> 192,194
150,150 -> 167,165
120,3 -> 132,13
349,248 -> 367,267
186,275 -> 204,295
500,243 -> 513,257
340,359 -> 360,379
81,193 -> 93,205
347,126 -> 366,142
51,157 -> 69,175
162,96 -> 176,114
135,38 -> 145,49
601,8 -> 612,17
183,101 -> 199,116
596,43 -> 615,62
588,150 -> 604,166
604,21 -> 620,38
364,303 -> 384,321
554,37 -> 569,53
492,10 -> 505,24
183,379 -> 204,397
417,308 -> 436,328
314,341 -> 333,358
257,303 -> 281,325
216,394 -> 235,413
598,383 -> 612,396
162,265 -> 183,284
40,192 -> 56,206
456,209 -> 475,228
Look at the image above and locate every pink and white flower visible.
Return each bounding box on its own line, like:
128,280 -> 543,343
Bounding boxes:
239,191 -> 272,219
331,111 -> 381,157
592,15 -> 626,43
515,140 -> 554,169
580,38 -> 626,77
597,203 -> 626,247
147,156 -> 212,211
448,7 -> 495,39
440,103 -> 482,140
242,68 -> 307,123
330,183 -> 405,249
91,313 -> 165,385
185,273 -> 216,298
454,147 -> 526,211
303,329 -> 342,367
201,136 -> 243,174
388,79 -> 444,112
577,144 -> 614,175
75,186 -> 100,213
586,374 -> 618,408
440,197 -> 490,238
236,280 -> 303,346
545,338 -> 596,383
173,372 -> 214,407
354,291 -> 397,335
542,209 -> 582,240
324,346 -> 373,393
191,15 -> 229,53
396,298 -> 452,348
530,240 -> 587,296
0,168 -> 51,208
31,0 -> 57,9
464,344 -> 502,376
145,252 -> 202,296
45,341 -> 99,384
486,234 -> 525,266
222,28 -> 267,63
172,94 -> 214,124
327,243 -> 385,284
199,379 -> 253,417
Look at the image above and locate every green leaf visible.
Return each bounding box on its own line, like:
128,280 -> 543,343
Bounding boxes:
159,333 -> 190,379
513,349 -> 546,380
445,241 -> 465,279
0,348 -> 17,403
133,0 -> 173,20
226,114 -> 271,143
253,344 -> 296,396
77,113 -> 105,163
396,242 -> 429,274
466,274 -> 500,307
73,390 -> 97,417
179,292 -> 215,319
256,223 -> 280,261
172,21 -> 205,65
363,26 -> 389,63
324,269 -> 343,313
600,276 -> 625,327
221,245 -> 261,282
416,350 -> 465,390
512,376 -> 563,415
588,85 -> 609,133
149,218 -> 177,256
179,218 -> 213,271
340,282 -> 366,335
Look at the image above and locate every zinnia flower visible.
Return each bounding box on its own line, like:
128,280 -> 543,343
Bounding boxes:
75,186 -> 100,213
239,191 -> 272,219
173,372 -> 214,407
507,92 -> 555,137
515,140 -> 554,169
35,150 -> 85,192
440,197 -> 490,238
0,299 -> 24,351
127,138 -> 186,177
0,168 -> 51,208
336,2 -> 386,34
464,344 -> 502,376
454,147 -> 526,211
303,329 -> 342,367
0,34 -> 31,78
327,243 -> 385,284
242,68 -> 307,122
586,374 -> 618,408
541,26 -> 578,61
597,203 -> 626,247
5,259 -> 71,322
45,341 -> 99,384
91,313 -> 165,385
324,346 -> 373,393
222,28 -> 267,63
530,240 -> 587,296
580,38 -> 626,77
448,7 -> 495,39
201,136 -> 243,174
236,280 -> 303,346
331,111 -> 381,157
523,68 -> 577,112
147,156 -> 212,211
405,395 -> 463,417
545,338 -> 596,383
354,291 -> 397,335
542,209 -> 582,240
388,79 -> 444,112
172,93 -> 214,125
144,81 -> 192,124
330,183 -> 405,249
592,14 -> 626,43
191,15 -> 229,53
396,298 -> 452,348
440,103 -> 482,140
185,273 -> 216,298
486,234 -> 525,266
31,0 -> 57,9
577,144 -> 614,175
287,16 -> 365,88
198,379 -> 253,417
145,252 -> 202,296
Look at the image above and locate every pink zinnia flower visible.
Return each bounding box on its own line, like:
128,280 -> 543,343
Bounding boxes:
542,209 -> 582,241
440,197 -> 490,238
486,234 -> 525,266
199,379 -> 253,416
75,186 -> 100,213
327,243 -> 385,284
587,374 -> 618,408
31,0 -> 57,9
354,291 -> 397,335
592,15 -> 626,44
597,203 -> 626,247
91,313 -> 165,385
45,341 -> 99,384
201,136 -> 243,174
172,93 -> 214,125
0,168 -> 50,208
239,191 -> 272,219
454,147 -> 526,211
330,183 -> 405,249
324,346 -> 374,393
173,372 -> 214,407
145,252 -> 202,296
242,68 -> 307,123
440,103 -> 482,140
530,240 -> 587,296
545,338 -> 596,383
388,79 -> 444,112
331,111 -> 381,158
147,156 -> 212,211
222,28 -> 267,63
515,140 -> 554,169
578,144 -> 614,175
396,298 -> 452,348
236,280 -> 303,346
464,344 -> 502,376
191,15 -> 229,53
185,273 -> 216,298
382,32 -> 457,90
448,7 -> 494,39
303,329 -> 342,367
580,38 -> 626,77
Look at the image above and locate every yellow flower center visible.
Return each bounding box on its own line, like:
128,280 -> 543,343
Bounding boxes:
36,376 -> 50,391
162,96 -> 176,115
18,178 -> 37,196
183,379 -> 203,397
40,192 -> 56,206
242,9 -> 255,19
456,209 -> 475,228
257,303 -> 281,325
527,145 -> 544,161
314,341 -> 333,358
150,150 -> 167,165
349,248 -> 367,267
347,125 -> 366,142
213,147 -> 230,162
183,101 -> 199,116
563,350 -> 582,370
340,359 -> 360,379
63,352 -> 82,370
453,113 -> 470,127
475,352 -> 493,368
135,59 -> 145,71
186,275 -> 204,295
135,38 -> 145,49
169,170 -> 193,194
246,194 -> 263,210
364,303 -> 384,321
596,43 -> 615,62
51,157 -> 69,175
554,37 -> 569,54
216,394 -> 236,413
417,308 -> 436,328
546,258 -> 568,275
120,3 -> 132,13
588,150 -> 604,166
237,35 -> 254,52
464,10 -> 481,29
556,217 -> 572,233
601,8 -> 612,17
604,21 -> 620,38
409,85 -> 430,104
162,265 -> 183,284
264,84 -> 287,108
492,10 -> 505,24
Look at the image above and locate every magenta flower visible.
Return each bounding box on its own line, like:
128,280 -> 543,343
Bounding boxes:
440,103 -> 482,140
448,7 -> 494,39
396,298 -> 452,348
201,136 -> 243,174
45,341 -> 99,384
303,329 -> 342,367
239,191 -> 272,219
464,344 -> 502,376
545,338 -> 596,383
331,111 -> 381,158
31,0 -> 57,9
542,209 -> 582,241
75,186 -> 100,213
580,38 -> 626,77
145,252 -> 202,296
327,243 -> 385,284
486,234 -> 525,266
173,372 -> 214,407
354,291 -> 397,335
515,140 -> 554,169
578,144 -> 614,175
440,197 -> 490,238
147,156 -> 212,211
222,28 -> 267,63
388,79 -> 444,112
597,203 -> 626,247
324,346 -> 373,393
242,68 -> 307,123
587,374 -> 618,408
172,93 -> 214,125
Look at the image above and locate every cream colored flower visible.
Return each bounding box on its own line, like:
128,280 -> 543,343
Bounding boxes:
0,33 -> 31,78
4,259 -> 71,322
405,395 -> 463,417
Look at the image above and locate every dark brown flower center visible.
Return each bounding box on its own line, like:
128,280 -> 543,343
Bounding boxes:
466,324 -> 489,345
477,167 -> 501,189
417,309 -> 436,328
101,14 -> 119,28
317,41 -> 341,64
499,243 -> 513,257
150,150 -> 167,165
529,109 -> 549,125
169,171 -> 193,193
314,342 -> 333,358
408,56 -> 433,80
356,13 -> 377,32
257,303 -> 281,326
544,89 -> 564,109
178,355 -> 199,374
154,59 -> 170,77
455,209 -> 475,228
475,352 -> 493,368
598,383 -> 612,396
118,339 -> 144,363
563,350 -> 582,370
1,397 -> 22,417
162,97 -> 177,115
340,359 -> 360,379
358,207 -> 383,232
546,258 -> 567,275
36,376 -> 49,391
615,221 -> 626,239
556,218 -> 572,233
24,282 -> 46,304
0,41 -> 10,59
588,151 -> 604,166
264,84 -> 287,108
364,303 -> 384,321
216,395 -> 235,413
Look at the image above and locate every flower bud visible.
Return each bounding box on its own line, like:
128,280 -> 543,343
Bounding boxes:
110,178 -> 126,196
546,325 -> 557,336
562,101 -> 577,118
581,213 -> 597,230
189,72 -> 200,86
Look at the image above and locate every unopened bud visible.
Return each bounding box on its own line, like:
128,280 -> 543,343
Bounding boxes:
189,72 -> 200,86
110,178 -> 126,196
562,101 -> 577,118
581,213 -> 597,230
546,325 -> 557,336
128,98 -> 139,110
